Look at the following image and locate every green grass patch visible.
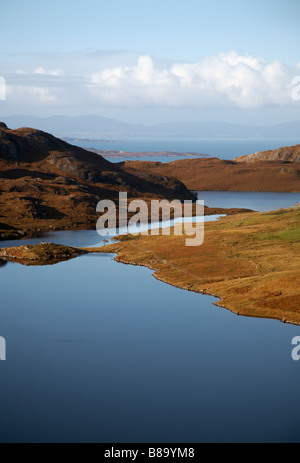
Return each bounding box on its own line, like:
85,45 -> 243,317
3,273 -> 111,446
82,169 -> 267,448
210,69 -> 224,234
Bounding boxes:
256,226 -> 300,241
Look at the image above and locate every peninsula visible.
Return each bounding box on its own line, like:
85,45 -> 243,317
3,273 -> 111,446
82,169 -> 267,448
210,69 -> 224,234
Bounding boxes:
1,203 -> 299,325
120,143 -> 300,192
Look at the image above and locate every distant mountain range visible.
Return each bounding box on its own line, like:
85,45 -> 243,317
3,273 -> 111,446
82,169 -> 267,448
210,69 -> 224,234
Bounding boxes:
0,115 -> 300,140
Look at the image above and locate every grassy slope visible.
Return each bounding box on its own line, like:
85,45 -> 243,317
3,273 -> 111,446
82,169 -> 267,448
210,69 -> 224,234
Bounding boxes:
97,206 -> 300,325
121,157 -> 300,192
1,206 -> 299,324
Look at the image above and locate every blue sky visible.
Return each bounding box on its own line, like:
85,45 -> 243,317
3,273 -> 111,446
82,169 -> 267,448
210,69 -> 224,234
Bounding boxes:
1,0 -> 300,124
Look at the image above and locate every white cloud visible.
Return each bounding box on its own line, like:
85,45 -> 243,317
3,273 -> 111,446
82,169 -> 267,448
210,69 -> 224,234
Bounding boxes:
3,51 -> 300,112
6,85 -> 59,104
34,67 -> 63,76
88,52 -> 295,109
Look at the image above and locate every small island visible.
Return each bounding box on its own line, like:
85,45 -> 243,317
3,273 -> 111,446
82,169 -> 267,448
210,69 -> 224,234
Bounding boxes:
0,242 -> 87,265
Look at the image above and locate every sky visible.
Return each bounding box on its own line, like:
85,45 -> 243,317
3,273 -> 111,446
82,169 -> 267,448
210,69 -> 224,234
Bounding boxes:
1,0 -> 300,125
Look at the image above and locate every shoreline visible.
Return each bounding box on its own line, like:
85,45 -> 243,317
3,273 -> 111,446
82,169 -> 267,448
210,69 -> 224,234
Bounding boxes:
0,204 -> 253,243
1,203 -> 299,327
102,249 -> 300,327
2,238 -> 298,326
96,206 -> 300,326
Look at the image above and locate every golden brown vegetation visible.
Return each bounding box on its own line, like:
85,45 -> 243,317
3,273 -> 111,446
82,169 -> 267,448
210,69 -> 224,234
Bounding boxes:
2,206 -> 299,324
121,156 -> 300,192
0,123 -> 194,238
0,242 -> 87,265
97,206 -> 300,325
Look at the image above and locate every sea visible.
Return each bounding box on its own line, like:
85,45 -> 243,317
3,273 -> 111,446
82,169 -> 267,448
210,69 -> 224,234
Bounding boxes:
75,138 -> 300,163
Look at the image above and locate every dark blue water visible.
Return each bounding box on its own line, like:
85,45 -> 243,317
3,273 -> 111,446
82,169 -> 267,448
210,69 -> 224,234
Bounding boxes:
197,191 -> 300,212
76,138 -> 300,162
0,192 -> 300,443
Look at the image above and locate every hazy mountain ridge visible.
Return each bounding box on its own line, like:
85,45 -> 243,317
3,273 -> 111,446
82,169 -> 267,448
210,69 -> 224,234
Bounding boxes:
1,115 -> 300,139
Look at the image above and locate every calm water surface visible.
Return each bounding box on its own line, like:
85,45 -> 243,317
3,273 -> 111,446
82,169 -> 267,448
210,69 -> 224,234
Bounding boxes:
0,192 -> 300,443
76,138 -> 300,162
197,191 -> 300,212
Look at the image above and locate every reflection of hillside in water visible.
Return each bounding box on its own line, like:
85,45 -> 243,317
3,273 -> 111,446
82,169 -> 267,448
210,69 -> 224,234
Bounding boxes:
0,258 -> 7,268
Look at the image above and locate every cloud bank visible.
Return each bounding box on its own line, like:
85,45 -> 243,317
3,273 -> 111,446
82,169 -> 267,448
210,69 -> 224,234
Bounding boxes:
89,52 -> 294,108
3,51 -> 300,110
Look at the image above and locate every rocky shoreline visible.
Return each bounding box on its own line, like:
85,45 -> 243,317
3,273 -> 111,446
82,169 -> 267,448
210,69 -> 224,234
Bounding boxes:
0,242 -> 88,265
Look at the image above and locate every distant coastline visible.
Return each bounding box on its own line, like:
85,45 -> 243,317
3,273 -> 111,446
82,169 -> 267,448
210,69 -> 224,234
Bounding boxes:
62,137 -> 122,144
86,147 -> 209,158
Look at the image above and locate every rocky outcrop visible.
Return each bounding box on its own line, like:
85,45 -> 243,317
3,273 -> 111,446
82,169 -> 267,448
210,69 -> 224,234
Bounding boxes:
0,242 -> 87,265
234,144 -> 300,163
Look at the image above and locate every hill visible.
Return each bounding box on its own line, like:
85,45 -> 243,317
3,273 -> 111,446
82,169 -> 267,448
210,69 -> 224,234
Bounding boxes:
121,145 -> 300,192
0,122 -> 194,238
234,144 -> 300,163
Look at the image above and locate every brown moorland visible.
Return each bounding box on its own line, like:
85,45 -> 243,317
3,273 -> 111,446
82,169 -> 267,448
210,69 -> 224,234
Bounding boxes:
0,122 -> 196,239
95,205 -> 300,325
234,144 -> 300,163
119,144 -> 300,192
1,205 -> 299,324
0,122 -> 256,241
0,242 -> 87,265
